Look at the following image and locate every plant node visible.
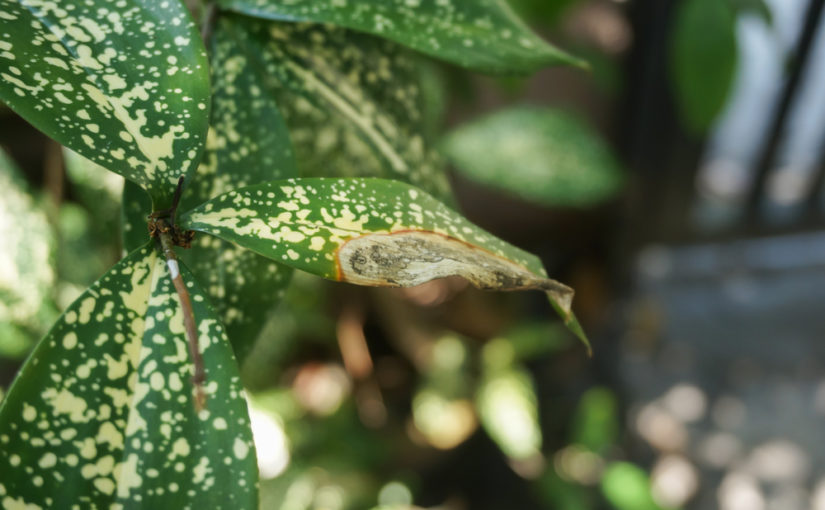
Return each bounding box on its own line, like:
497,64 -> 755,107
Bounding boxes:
149,177 -> 207,411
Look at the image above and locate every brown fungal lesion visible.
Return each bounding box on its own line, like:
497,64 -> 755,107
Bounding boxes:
336,230 -> 575,318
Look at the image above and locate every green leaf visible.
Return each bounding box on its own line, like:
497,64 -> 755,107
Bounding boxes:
121,180 -> 152,255
728,0 -> 772,25
601,462 -> 663,510
0,149 -> 55,340
218,0 -> 584,73
61,149 -> 124,277
179,177 -> 588,349
223,16 -> 452,201
671,0 -> 738,134
442,107 -> 624,207
63,148 -> 124,222
476,366 -> 542,460
56,203 -> 113,289
508,0 -> 583,26
0,244 -> 258,508
0,0 -> 211,208
570,387 -> 619,454
536,469 -> 592,510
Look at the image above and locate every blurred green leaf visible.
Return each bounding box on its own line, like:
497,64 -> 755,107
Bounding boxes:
671,0 -> 738,134
571,387 -> 619,455
476,366 -> 542,460
601,462 -> 663,510
728,0 -> 772,25
56,204 -> 112,288
535,469 -> 592,510
62,149 -> 124,238
121,180 -> 152,255
222,16 -> 452,201
0,323 -> 33,359
0,148 -> 55,355
442,107 -> 624,207
241,273 -> 336,390
509,0 -> 583,26
0,0 -> 210,208
497,322 -> 573,365
217,0 -> 585,73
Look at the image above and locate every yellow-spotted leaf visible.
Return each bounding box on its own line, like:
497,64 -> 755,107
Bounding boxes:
0,244 -> 257,509
218,0 -> 583,73
177,22 -> 298,360
179,178 -> 588,348
222,15 -> 452,201
0,0 -> 210,208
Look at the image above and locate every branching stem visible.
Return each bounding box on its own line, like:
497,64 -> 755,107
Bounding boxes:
149,177 -> 205,410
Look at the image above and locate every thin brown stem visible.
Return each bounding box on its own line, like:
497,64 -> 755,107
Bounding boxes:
157,219 -> 207,411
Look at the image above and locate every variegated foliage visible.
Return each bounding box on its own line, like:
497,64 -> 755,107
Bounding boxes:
0,0 -> 587,507
0,0 -> 210,209
179,177 -> 589,350
0,245 -> 257,509
221,15 -> 452,201
218,0 -> 584,73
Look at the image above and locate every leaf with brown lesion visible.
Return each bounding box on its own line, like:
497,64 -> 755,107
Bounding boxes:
336,230 -> 574,315
179,177 -> 590,351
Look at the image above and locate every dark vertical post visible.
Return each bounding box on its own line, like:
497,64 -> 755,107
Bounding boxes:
746,0 -> 825,222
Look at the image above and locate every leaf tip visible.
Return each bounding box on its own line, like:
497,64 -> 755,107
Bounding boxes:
548,294 -> 592,356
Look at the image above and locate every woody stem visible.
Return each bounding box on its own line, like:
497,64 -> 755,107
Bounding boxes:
157,219 -> 207,410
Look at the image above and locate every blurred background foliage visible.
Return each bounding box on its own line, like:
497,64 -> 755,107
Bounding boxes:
2,0 -> 812,508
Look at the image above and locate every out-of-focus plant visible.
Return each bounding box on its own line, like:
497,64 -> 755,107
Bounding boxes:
670,0 -> 772,134
0,152 -> 57,358
443,107 -> 624,208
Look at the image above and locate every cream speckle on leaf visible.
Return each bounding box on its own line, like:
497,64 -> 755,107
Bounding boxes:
222,16 -> 452,201
179,178 -> 589,350
0,245 -> 257,508
0,0 -> 211,209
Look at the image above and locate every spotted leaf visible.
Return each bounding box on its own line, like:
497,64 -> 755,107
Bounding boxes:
179,178 -> 589,350
222,15 -> 452,201
443,107 -> 624,207
0,244 -> 257,509
176,23 -> 298,361
0,0 -> 211,209
218,0 -> 584,73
